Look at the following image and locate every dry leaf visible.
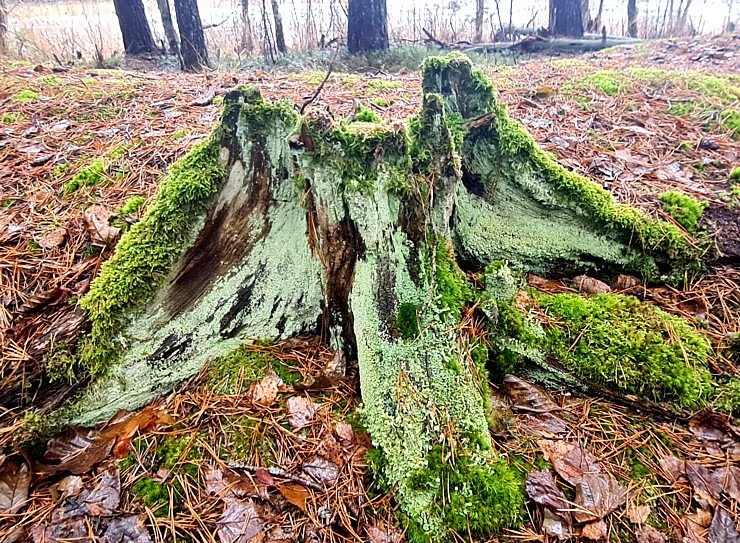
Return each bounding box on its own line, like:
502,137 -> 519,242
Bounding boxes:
42,426 -> 115,475
250,370 -> 282,407
503,375 -> 561,413
323,350 -> 346,381
517,412 -> 570,438
574,275 -> 611,294
525,469 -> 572,523
612,274 -> 641,291
85,469 -> 121,516
708,507 -> 739,543
101,514 -> 153,543
538,439 -> 602,486
0,459 -> 30,514
542,507 -> 571,540
57,475 -> 84,499
580,519 -> 608,541
573,472 -> 628,523
286,396 -> 318,428
278,483 -> 310,512
217,497 -> 264,543
302,455 -> 339,485
38,227 -> 67,249
335,422 -> 355,447
318,434 -> 345,465
84,205 -> 121,248
635,525 -> 668,543
31,516 -> 89,543
366,525 -> 402,543
658,455 -> 686,482
626,504 -> 652,525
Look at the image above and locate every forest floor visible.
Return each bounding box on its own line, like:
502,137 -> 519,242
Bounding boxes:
1,34 -> 740,543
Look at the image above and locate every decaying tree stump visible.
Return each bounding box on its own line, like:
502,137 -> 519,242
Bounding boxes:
40,56 -> 701,540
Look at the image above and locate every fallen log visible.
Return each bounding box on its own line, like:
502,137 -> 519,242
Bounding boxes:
29,56 -> 706,541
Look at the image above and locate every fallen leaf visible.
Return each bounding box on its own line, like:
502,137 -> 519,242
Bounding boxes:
685,462 -> 740,507
0,459 -> 30,514
18,287 -> 67,315
538,439 -> 602,486
318,434 -> 345,465
517,412 -> 570,438
57,475 -> 84,499
658,455 -> 686,482
42,426 -> 115,475
525,469 -> 572,523
49,120 -> 72,132
335,422 -> 355,447
254,468 -> 274,486
101,515 -> 153,543
286,396 -> 318,428
366,524 -> 402,543
31,516 -> 90,543
685,508 -> 713,543
708,507 -> 739,543
278,483 -> 310,512
250,369 -> 282,407
302,455 -> 339,485
573,275 -> 611,294
323,350 -> 346,381
503,375 -> 561,413
688,410 -> 740,457
612,274 -> 641,291
85,469 -> 121,516
217,497 -> 264,543
38,226 -> 67,249
542,507 -> 571,540
84,205 -> 121,248
636,525 -> 668,543
573,472 -> 628,523
626,504 -> 652,524
580,519 -> 607,541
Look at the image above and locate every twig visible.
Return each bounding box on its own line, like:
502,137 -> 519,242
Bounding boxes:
228,463 -> 327,492
300,44 -> 339,114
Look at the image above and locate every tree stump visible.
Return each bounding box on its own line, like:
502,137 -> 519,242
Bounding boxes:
41,56 -> 700,540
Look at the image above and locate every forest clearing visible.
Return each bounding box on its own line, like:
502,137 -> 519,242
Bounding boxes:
1,21 -> 740,543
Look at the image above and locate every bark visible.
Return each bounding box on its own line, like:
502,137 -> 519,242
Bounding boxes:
628,0 -> 638,37
550,0 -> 584,37
173,0 -> 209,71
581,0 -> 593,32
475,0 -> 485,42
156,0 -> 180,55
240,0 -> 253,52
0,0 -> 7,56
112,0 -> 158,55
271,0 -> 287,54
593,0 -> 604,32
347,0 -> 388,53
35,57 -> 700,541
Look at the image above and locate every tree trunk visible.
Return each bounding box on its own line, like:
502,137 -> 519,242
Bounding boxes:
112,0 -> 157,55
628,0 -> 638,37
156,0 -> 180,55
0,0 -> 7,56
240,0 -> 253,52
271,0 -> 287,54
347,0 -> 388,53
550,0 -> 584,37
581,0 -> 593,32
592,0 -> 604,32
475,0 -> 485,42
33,57 -> 700,541
173,0 -> 209,71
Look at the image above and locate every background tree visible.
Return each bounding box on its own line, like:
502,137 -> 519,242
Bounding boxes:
112,0 -> 157,55
0,0 -> 7,56
173,0 -> 208,71
475,0 -> 485,42
240,0 -> 253,52
550,0 -> 584,36
156,0 -> 180,55
628,0 -> 638,37
271,0 -> 287,54
347,0 -> 388,53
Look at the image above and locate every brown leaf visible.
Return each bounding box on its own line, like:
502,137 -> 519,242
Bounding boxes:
658,455 -> 686,482
525,469 -> 572,524
42,426 -> 115,475
335,422 -> 355,447
0,459 -> 30,514
85,468 -> 120,516
323,350 -> 346,381
101,515 -> 153,543
517,412 -> 570,438
708,507 -> 739,543
612,274 -> 641,291
302,455 -> 339,485
626,504 -> 652,525
538,439 -> 602,486
684,461 -> 740,507
217,497 -> 265,543
580,519 -> 608,541
573,472 -> 628,523
254,468 -> 274,486
278,483 -> 310,512
206,468 -> 267,500
84,205 -> 121,248
286,396 -> 318,428
688,410 -> 740,457
318,434 -> 345,465
31,516 -> 90,543
636,526 -> 668,543
685,508 -> 713,543
18,287 -> 67,315
57,475 -> 84,499
574,275 -> 612,294
250,369 -> 282,407
503,375 -> 561,413
366,525 -> 402,543
38,227 -> 67,249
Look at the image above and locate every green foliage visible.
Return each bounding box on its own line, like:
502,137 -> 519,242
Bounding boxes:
722,109 -> 740,139
407,446 -> 525,540
13,89 -> 40,102
731,167 -> 740,182
667,102 -> 696,117
396,302 -> 420,340
132,477 -> 171,515
537,293 -> 713,409
42,342 -> 77,382
63,158 -> 107,194
434,240 -> 472,317
116,195 -> 147,217
207,346 -> 296,394
354,103 -> 381,123
659,190 -> 707,232
2,112 -> 22,123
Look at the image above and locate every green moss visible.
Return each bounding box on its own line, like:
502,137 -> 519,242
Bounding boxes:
354,103 -> 381,123
207,347 -> 272,393
396,302 -> 421,340
2,112 -> 22,123
117,195 -> 147,217
715,375 -> 740,416
42,342 -> 77,382
368,79 -> 403,90
659,190 -> 707,232
580,71 -> 623,95
434,240 -> 472,317
13,89 -> 40,102
536,292 -> 712,409
406,446 -> 525,541
722,109 -> 740,138
63,158 -> 108,194
40,75 -> 62,88
156,435 -> 200,468
731,167 -> 740,182
132,477 -> 171,515
667,102 -> 696,116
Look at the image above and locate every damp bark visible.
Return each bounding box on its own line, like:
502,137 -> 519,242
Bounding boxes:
42,56 -> 702,541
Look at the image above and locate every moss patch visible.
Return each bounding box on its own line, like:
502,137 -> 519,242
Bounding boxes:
13,89 -> 40,102
659,190 -> 707,232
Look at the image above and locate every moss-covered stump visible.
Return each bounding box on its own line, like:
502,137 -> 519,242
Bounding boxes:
37,56 -> 704,541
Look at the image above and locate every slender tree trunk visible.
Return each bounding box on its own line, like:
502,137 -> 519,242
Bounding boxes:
581,0 -> 593,32
240,0 -> 253,52
475,0 -> 485,42
347,0 -> 388,53
550,0 -> 584,37
173,0 -> 209,71
112,0 -> 157,55
156,0 -> 180,55
593,0 -> 604,32
0,0 -> 8,56
271,0 -> 287,54
628,0 -> 638,37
